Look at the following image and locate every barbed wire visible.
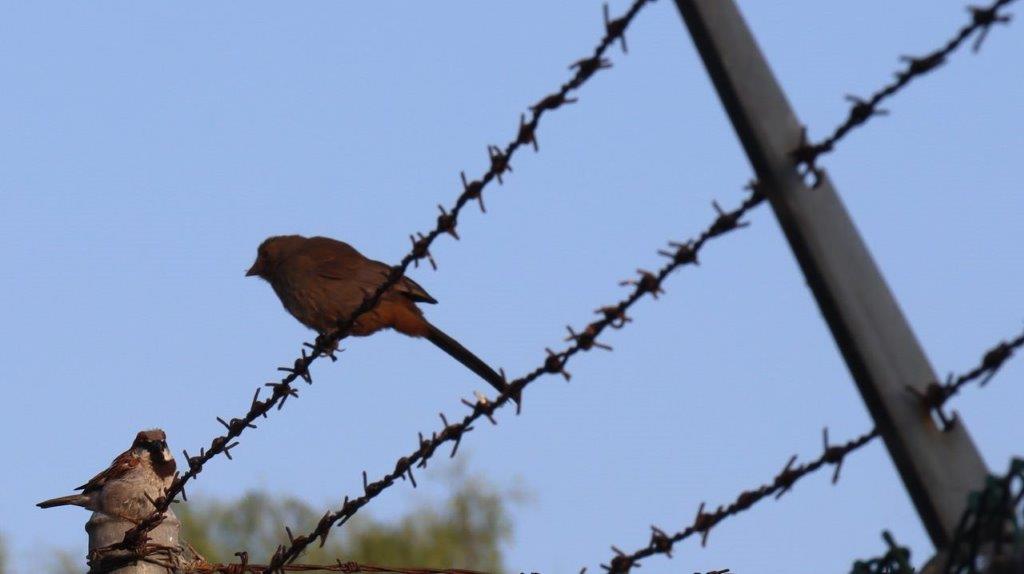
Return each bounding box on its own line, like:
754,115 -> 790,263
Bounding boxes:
86,0 -> 1021,569
193,565 -> 481,574
793,0 -> 1017,181
589,6 -> 1022,571
612,569 -> 729,574
595,324 -> 1024,573
242,187 -> 766,573
193,553 -> 489,574
98,0 -> 657,558
89,545 -> 487,574
600,427 -> 880,573
907,327 -> 1024,429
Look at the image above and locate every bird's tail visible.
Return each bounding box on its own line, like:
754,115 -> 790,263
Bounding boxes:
424,321 -> 518,404
37,494 -> 88,509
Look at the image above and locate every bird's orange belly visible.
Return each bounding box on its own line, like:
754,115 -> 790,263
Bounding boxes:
351,300 -> 429,338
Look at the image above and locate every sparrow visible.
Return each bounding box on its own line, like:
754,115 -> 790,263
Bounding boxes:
247,235 -> 513,398
38,429 -> 177,521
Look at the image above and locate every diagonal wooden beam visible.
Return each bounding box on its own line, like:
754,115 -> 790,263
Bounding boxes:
671,0 -> 988,548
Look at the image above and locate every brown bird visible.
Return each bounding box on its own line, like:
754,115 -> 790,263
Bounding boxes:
37,429 -> 176,521
247,235 -> 512,398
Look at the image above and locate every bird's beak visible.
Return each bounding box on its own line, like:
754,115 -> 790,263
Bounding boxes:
158,441 -> 173,462
245,262 -> 260,277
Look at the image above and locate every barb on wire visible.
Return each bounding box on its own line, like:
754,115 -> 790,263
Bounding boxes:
96,546 -> 488,574
191,555 -> 489,574
600,428 -> 879,573
96,0 -> 658,558
907,326 -> 1024,430
594,324 -> 1024,573
793,0 -> 1017,181
247,186 -> 766,573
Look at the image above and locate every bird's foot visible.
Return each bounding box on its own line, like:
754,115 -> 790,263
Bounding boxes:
308,335 -> 343,361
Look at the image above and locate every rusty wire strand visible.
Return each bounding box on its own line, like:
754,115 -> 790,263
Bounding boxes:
907,326 -> 1024,429
197,566 -> 482,574
98,0 -> 657,557
90,0 -> 1021,566
246,188 -> 766,573
595,324 -> 1024,573
91,543 -> 488,574
599,428 -> 881,573
192,557 -> 487,574
92,546 -> 487,574
793,0 -> 1017,180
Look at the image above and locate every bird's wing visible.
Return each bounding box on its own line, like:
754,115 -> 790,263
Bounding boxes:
398,275 -> 438,304
76,450 -> 140,492
308,239 -> 438,304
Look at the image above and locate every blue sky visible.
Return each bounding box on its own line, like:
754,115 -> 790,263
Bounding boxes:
1,1 -> 1022,573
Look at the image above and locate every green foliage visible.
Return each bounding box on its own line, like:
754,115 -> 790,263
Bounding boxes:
947,458 -> 1024,574
0,533 -> 7,574
0,533 -> 81,574
178,464 -> 520,572
850,531 -> 913,574
48,549 -> 81,574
